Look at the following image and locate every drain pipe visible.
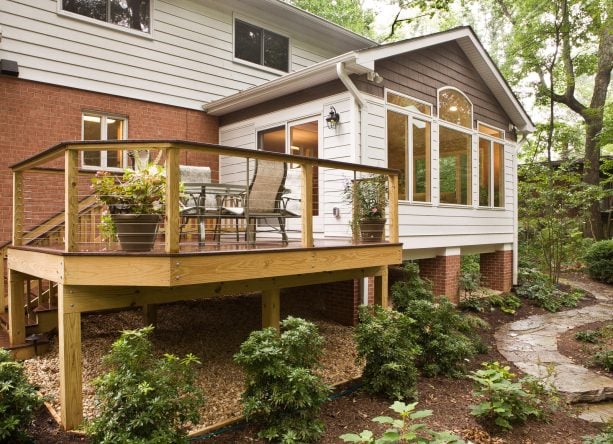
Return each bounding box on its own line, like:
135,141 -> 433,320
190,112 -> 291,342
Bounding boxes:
513,131 -> 529,287
336,62 -> 370,305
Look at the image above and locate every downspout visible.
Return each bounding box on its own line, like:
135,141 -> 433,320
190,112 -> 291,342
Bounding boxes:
513,131 -> 529,287
336,62 -> 369,305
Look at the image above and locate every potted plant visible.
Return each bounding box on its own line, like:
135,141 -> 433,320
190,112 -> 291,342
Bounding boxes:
91,164 -> 166,251
344,175 -> 388,242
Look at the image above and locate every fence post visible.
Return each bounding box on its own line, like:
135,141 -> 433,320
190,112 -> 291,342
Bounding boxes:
301,163 -> 314,247
165,146 -> 180,253
65,149 -> 79,252
388,174 -> 399,243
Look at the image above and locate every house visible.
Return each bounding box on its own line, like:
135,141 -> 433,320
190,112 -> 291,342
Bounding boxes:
0,0 -> 533,430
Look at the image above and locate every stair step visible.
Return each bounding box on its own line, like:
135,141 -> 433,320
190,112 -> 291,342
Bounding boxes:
0,311 -> 38,328
34,302 -> 58,313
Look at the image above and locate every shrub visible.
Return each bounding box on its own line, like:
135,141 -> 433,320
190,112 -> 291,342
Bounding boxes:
0,349 -> 43,443
355,305 -> 420,400
592,350 -> 613,372
86,326 -> 203,444
584,240 -> 613,284
516,268 -> 585,312
459,255 -> 481,297
340,401 -> 465,443
575,330 -> 603,343
391,262 -> 433,312
468,361 -> 554,430
458,295 -> 490,313
488,293 -> 522,315
234,317 -> 330,443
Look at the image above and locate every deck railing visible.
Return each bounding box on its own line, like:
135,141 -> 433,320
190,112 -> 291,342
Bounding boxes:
11,140 -> 398,254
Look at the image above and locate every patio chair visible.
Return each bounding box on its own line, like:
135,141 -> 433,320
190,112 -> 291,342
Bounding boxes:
221,159 -> 299,244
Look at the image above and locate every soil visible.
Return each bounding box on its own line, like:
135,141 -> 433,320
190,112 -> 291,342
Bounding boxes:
558,320 -> 613,377
26,277 -> 608,444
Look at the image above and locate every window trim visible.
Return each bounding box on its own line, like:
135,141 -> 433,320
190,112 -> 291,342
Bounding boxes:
477,120 -> 506,141
437,122 -> 473,207
233,14 -> 291,75
437,86 -> 474,129
477,121 -> 505,208
81,112 -> 129,172
57,0 -> 154,39
385,88 -> 433,118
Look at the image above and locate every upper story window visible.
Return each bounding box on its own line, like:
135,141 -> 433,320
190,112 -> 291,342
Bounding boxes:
82,112 -> 128,170
235,19 -> 289,73
438,88 -> 473,128
61,0 -> 151,33
478,122 -> 505,208
387,91 -> 432,116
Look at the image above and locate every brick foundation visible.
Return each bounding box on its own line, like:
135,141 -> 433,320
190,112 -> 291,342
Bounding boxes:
480,250 -> 513,292
0,77 -> 219,244
418,255 -> 461,303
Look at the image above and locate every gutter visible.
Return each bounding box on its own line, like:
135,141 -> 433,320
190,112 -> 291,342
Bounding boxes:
336,62 -> 367,165
512,131 -> 529,286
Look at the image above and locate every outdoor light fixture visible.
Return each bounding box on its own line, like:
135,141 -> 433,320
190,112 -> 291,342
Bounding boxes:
325,106 -> 340,130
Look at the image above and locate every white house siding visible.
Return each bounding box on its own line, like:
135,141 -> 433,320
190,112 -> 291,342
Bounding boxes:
0,0 -> 336,109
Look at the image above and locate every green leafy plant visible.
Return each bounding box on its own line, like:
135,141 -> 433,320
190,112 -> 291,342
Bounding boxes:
459,255 -> 481,297
340,401 -> 465,443
468,361 -> 554,430
592,350 -> 613,372
575,330 -> 603,343
583,422 -> 613,444
234,317 -> 330,443
86,326 -> 203,444
355,305 -> 420,400
584,240 -> 613,284
0,349 -> 43,443
516,268 -> 585,312
391,262 -> 434,312
488,293 -> 522,314
458,295 -> 490,313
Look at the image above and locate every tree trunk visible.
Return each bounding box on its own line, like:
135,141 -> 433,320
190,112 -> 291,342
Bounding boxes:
583,119 -> 604,239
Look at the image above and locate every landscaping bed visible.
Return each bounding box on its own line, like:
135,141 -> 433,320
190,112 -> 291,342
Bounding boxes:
24,280 -> 607,443
558,320 -> 613,377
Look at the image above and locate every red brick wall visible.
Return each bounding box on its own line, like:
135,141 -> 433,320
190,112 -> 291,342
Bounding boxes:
480,250 -> 513,292
418,255 -> 461,303
0,77 -> 219,244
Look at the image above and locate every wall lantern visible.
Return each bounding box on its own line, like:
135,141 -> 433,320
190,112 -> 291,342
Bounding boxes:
325,106 -> 340,130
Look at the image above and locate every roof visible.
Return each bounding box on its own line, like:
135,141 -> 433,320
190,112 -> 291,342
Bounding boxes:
204,26 -> 535,133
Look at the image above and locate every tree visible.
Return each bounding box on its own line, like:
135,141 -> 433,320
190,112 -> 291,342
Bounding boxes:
287,0 -> 376,38
494,0 -> 612,239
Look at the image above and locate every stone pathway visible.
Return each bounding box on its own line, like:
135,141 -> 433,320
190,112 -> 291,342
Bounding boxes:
495,277 -> 613,420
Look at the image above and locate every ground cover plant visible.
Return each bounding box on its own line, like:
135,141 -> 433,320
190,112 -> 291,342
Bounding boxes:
468,361 -> 556,430
354,305 -> 420,400
234,317 -> 330,444
0,349 -> 43,443
584,240 -> 613,284
86,326 -> 203,444
516,267 -> 585,312
340,401 -> 465,443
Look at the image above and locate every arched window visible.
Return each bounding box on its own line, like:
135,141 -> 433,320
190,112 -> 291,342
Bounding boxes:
438,88 -> 473,128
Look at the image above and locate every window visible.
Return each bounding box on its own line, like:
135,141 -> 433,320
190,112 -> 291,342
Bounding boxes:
61,0 -> 151,33
438,88 -> 473,128
478,123 -> 505,207
235,19 -> 289,72
386,91 -> 432,202
439,127 -> 471,205
82,113 -> 127,170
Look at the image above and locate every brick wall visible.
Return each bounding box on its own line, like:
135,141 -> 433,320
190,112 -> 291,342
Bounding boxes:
0,77 -> 219,244
480,250 -> 513,292
418,255 -> 461,303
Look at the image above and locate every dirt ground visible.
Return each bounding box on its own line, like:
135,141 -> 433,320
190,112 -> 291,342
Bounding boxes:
26,277 -> 608,443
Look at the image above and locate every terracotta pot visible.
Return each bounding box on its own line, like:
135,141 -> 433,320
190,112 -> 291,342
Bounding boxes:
359,218 -> 386,242
111,214 -> 160,252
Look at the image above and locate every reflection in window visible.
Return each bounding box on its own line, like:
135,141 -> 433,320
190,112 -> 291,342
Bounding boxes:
478,122 -> 505,208
387,92 -> 431,115
438,88 -> 472,128
412,119 -> 430,202
493,142 -> 504,207
82,113 -> 126,169
478,123 -> 504,139
235,19 -> 289,72
439,126 -> 471,205
387,111 -> 407,200
257,126 -> 286,153
290,121 -> 319,215
62,0 -> 151,32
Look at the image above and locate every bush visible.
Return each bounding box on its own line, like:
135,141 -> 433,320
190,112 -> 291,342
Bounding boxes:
468,361 -> 555,430
86,326 -> 203,444
459,255 -> 481,297
458,295 -> 490,313
516,268 -> 585,312
592,350 -> 613,372
0,349 -> 43,443
488,293 -> 522,315
391,265 -> 488,377
584,240 -> 613,284
234,317 -> 330,443
355,305 -> 420,400
390,262 -> 433,312
340,401 -> 465,443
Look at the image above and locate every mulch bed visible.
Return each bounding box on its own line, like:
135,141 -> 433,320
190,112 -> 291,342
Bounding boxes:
558,320 -> 613,378
26,278 -> 608,443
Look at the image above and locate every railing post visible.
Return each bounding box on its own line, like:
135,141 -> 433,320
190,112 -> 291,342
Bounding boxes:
300,162 -> 314,248
8,269 -> 26,345
12,172 -> 24,247
388,174 -> 399,243
165,146 -> 180,253
65,149 -> 79,252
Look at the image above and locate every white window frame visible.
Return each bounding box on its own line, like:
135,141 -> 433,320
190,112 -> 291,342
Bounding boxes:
437,86 -> 474,129
477,121 -> 506,208
385,89 -> 433,203
233,14 -> 291,75
81,112 -> 128,172
57,0 -> 154,38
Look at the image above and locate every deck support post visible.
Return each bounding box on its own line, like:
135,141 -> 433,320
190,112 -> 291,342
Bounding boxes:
301,163 -> 314,247
261,288 -> 280,331
142,304 -> 157,326
58,285 -> 83,431
388,175 -> 399,243
374,266 -> 388,309
8,269 -> 26,345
